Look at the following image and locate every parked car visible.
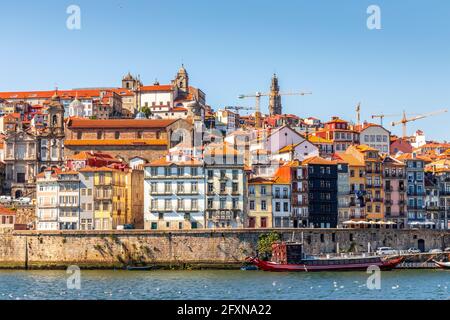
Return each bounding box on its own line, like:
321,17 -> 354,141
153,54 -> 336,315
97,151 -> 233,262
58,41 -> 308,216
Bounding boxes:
407,247 -> 421,254
444,247 -> 450,253
429,249 -> 443,254
123,224 -> 135,230
0,195 -> 12,204
13,197 -> 31,205
376,247 -> 398,255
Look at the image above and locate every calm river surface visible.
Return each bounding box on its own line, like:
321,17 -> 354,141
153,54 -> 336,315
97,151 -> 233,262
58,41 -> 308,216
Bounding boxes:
0,269 -> 448,300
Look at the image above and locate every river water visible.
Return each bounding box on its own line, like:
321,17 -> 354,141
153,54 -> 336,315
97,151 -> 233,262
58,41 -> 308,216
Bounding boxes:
0,269 -> 448,300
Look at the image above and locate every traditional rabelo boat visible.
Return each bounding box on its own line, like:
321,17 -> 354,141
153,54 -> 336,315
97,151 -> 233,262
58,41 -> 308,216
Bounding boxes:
433,260 -> 450,270
247,242 -> 404,272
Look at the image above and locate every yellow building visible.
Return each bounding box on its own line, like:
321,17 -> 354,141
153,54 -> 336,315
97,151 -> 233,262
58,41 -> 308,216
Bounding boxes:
345,145 -> 384,221
248,177 -> 273,228
334,153 -> 366,220
80,166 -> 129,230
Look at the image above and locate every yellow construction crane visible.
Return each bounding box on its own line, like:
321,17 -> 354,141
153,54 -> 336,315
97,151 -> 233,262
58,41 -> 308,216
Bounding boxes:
238,91 -> 312,128
391,109 -> 448,138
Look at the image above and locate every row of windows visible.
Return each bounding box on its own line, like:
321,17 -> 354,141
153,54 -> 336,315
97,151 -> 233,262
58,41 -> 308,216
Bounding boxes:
76,131 -> 155,140
150,167 -> 200,176
151,199 -> 199,210
363,134 -> 388,143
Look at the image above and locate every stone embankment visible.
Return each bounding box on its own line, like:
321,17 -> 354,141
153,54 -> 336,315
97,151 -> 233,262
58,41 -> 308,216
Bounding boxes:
0,228 -> 448,269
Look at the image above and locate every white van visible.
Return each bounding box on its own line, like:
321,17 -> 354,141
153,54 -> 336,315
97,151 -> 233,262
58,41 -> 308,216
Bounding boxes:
376,247 -> 398,255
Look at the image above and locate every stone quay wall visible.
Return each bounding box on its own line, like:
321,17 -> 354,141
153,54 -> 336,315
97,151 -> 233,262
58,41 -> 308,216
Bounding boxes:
0,229 -> 448,269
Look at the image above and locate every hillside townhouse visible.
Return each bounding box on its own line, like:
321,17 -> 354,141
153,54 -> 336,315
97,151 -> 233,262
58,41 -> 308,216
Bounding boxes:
424,176 -> 443,229
356,122 -> 391,155
303,156 -> 338,228
381,156 -> 407,228
313,117 -> 359,153
425,161 -> 450,229
271,165 -> 292,228
248,177 -> 273,228
204,143 -> 247,229
333,153 -> 366,221
336,161 -> 350,226
78,167 -> 129,230
36,169 -> 80,230
0,206 -> 16,231
78,170 -> 94,230
290,160 -> 309,228
143,154 -> 205,230
345,145 -> 385,221
396,153 -> 428,227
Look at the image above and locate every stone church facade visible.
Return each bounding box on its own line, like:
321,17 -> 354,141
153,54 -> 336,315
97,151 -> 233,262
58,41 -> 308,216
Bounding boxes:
3,93 -> 65,198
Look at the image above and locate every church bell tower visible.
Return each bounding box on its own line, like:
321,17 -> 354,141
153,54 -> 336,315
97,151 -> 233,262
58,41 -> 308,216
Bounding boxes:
268,73 -> 282,116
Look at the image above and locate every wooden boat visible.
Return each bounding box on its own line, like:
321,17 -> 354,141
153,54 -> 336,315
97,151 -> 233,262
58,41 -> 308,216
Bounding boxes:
126,265 -> 153,271
433,260 -> 450,270
246,241 -> 404,272
246,256 -> 404,272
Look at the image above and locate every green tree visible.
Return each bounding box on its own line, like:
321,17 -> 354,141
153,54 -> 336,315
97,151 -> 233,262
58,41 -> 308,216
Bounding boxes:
141,106 -> 151,118
257,231 -> 281,260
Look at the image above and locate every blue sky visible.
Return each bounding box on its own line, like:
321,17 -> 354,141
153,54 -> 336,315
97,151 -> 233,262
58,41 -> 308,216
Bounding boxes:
1,0 -> 449,140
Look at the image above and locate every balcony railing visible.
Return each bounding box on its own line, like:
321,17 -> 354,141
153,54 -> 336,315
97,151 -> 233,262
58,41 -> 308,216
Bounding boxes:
407,191 -> 425,196
150,190 -> 173,195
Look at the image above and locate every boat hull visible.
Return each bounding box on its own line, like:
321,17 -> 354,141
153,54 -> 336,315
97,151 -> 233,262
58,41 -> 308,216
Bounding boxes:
246,257 -> 404,272
433,261 -> 450,270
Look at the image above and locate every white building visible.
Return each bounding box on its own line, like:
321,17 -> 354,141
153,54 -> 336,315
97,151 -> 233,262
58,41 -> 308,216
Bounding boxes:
36,169 -> 80,231
272,181 -> 291,228
144,154 -> 206,230
204,142 -> 247,228
358,123 -> 391,154
216,109 -> 237,133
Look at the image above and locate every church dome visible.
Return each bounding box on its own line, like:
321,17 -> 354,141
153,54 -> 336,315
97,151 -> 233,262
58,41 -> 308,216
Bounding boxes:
123,72 -> 134,81
135,111 -> 147,119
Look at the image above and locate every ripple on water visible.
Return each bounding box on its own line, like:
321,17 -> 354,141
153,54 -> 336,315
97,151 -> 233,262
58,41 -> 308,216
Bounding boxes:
0,269 -> 448,300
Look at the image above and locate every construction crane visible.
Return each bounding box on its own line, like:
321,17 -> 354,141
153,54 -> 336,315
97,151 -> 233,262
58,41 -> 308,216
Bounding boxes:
238,91 -> 312,128
391,109 -> 448,138
224,106 -> 255,113
371,113 -> 402,126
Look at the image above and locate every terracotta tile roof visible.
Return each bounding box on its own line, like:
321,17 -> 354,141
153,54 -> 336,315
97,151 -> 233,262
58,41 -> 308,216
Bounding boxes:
302,156 -> 336,166
146,156 -> 203,167
68,151 -> 117,161
273,166 -> 292,184
278,143 -> 301,153
395,153 -> 433,163
307,135 -> 333,144
326,117 -> 348,124
0,206 -> 15,216
354,144 -> 378,152
0,89 -> 112,100
248,177 -> 274,184
79,166 -> 120,172
139,85 -> 173,92
67,118 -> 177,129
204,142 -> 239,156
64,139 -> 168,146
